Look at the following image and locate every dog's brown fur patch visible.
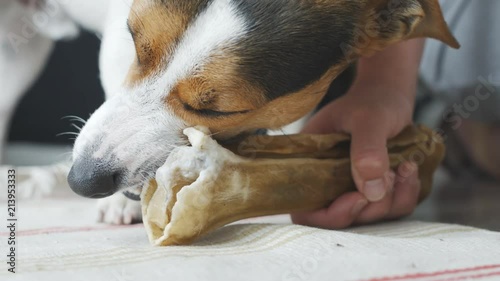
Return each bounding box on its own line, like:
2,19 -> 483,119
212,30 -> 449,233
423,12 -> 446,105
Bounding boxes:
126,0 -> 210,85
169,52 -> 268,114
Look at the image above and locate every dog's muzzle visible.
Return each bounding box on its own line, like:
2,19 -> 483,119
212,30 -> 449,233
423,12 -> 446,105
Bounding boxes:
68,157 -> 122,199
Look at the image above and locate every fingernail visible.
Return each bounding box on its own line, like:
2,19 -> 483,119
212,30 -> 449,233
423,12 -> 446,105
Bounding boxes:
351,199 -> 368,217
364,178 -> 386,202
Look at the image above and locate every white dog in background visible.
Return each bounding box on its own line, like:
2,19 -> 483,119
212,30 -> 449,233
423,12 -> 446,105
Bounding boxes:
0,0 -> 143,223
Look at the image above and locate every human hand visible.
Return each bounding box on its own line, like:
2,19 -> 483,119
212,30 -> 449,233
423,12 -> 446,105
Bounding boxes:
291,83 -> 420,229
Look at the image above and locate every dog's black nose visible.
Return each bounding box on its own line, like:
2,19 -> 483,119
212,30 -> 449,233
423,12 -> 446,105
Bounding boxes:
68,158 -> 120,199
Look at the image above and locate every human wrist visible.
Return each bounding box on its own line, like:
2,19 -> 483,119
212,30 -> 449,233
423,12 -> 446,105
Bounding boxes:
345,73 -> 416,125
347,75 -> 416,109
351,39 -> 424,98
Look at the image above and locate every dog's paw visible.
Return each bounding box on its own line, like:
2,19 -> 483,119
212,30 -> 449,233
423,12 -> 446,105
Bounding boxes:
97,192 -> 142,225
16,167 -> 57,199
0,164 -> 70,201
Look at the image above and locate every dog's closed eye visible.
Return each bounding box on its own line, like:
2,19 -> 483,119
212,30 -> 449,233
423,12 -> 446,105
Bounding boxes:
182,103 -> 251,118
171,79 -> 256,119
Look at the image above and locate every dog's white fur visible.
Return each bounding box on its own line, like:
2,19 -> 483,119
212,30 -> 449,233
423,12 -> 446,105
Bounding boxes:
159,0 -> 247,86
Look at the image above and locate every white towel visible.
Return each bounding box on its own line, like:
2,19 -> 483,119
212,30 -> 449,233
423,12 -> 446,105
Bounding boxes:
1,197 -> 500,281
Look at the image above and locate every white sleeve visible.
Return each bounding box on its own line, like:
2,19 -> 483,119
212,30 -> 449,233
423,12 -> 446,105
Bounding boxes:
420,0 -> 500,93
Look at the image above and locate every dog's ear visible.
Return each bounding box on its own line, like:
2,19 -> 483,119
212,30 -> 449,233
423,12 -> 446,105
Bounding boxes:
405,0 -> 459,47
355,0 -> 459,56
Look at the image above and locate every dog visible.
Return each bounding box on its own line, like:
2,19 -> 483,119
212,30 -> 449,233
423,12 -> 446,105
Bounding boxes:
2,0 -> 458,224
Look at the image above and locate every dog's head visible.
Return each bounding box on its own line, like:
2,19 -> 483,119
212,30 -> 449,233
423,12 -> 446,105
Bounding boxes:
68,0 -> 458,198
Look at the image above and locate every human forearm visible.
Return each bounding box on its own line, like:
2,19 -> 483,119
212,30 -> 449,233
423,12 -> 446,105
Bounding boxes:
352,39 -> 425,103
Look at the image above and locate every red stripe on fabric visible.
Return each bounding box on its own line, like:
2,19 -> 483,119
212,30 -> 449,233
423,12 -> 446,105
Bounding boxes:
361,264 -> 500,281
437,271 -> 500,281
0,224 -> 143,236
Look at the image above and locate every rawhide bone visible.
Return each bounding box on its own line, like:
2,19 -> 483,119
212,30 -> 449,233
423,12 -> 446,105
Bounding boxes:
141,125 -> 445,246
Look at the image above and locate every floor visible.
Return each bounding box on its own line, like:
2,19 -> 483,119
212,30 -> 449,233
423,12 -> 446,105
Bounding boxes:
412,171 -> 500,231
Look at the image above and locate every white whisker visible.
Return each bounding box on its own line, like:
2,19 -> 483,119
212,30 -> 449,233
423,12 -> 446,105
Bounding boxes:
62,115 -> 87,125
71,123 -> 83,132
56,132 -> 80,137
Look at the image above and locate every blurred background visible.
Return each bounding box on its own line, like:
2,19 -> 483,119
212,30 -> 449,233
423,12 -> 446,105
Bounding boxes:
5,31 -> 103,166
